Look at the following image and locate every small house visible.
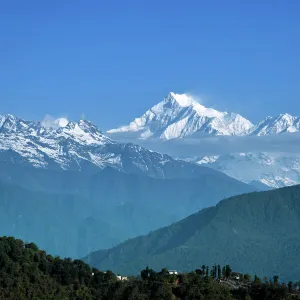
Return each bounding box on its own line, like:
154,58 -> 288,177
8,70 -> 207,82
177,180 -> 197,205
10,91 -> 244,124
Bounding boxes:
168,270 -> 178,275
117,275 -> 128,281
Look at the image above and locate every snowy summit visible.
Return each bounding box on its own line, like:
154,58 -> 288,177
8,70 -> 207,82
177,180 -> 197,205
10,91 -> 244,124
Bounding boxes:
0,113 -> 221,179
108,92 -> 254,139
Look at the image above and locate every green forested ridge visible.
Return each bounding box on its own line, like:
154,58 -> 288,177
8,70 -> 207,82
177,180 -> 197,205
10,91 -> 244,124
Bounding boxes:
85,184 -> 300,282
0,163 -> 255,258
0,236 -> 299,300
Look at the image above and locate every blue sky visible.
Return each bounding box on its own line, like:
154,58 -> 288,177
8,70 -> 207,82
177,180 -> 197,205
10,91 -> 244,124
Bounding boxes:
0,0 -> 299,130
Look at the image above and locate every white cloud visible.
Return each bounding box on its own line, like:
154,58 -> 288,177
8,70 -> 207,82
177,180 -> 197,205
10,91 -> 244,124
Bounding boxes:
111,132 -> 300,159
41,114 -> 69,129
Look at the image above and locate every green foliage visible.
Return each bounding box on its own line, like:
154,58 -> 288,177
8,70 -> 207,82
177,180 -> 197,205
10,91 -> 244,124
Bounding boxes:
85,184 -> 300,282
254,275 -> 261,284
225,265 -> 232,278
218,264 -> 221,279
0,237 -> 300,300
244,274 -> 251,281
274,275 -> 279,284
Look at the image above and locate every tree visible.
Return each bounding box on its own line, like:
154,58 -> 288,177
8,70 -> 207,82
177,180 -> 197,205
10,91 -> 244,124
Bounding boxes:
201,265 -> 206,275
244,274 -> 251,282
141,268 -> 149,281
273,275 -> 279,284
149,269 -> 157,280
160,268 -> 169,276
205,266 -> 209,277
25,242 -> 39,252
288,281 -> 293,293
217,265 -> 221,279
222,266 -> 226,278
253,275 -> 261,284
195,269 -> 202,275
212,264 -> 217,279
225,265 -> 232,278
104,270 -> 116,283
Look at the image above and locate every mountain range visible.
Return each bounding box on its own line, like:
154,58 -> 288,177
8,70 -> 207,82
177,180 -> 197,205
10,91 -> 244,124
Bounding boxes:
84,184 -> 300,282
108,92 -> 300,188
0,112 -> 253,179
1,91 -> 300,190
0,165 -> 255,258
196,152 -> 300,188
0,113 -> 256,258
1,93 -> 300,281
108,92 -> 300,139
0,113 -> 224,177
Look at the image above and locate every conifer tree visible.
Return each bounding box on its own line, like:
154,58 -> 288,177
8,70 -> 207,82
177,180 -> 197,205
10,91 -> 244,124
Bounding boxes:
217,265 -> 221,279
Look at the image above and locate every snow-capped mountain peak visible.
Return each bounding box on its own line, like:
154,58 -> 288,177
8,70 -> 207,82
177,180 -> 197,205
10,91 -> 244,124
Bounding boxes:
1,113 -> 249,183
0,114 -> 29,133
0,113 -> 112,145
167,92 -> 197,107
166,92 -> 226,118
108,92 -> 254,139
0,114 -> 119,170
58,119 -> 112,145
251,113 -> 300,136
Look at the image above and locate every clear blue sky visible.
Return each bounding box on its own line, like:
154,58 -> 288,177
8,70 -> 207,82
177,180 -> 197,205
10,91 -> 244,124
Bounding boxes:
0,0 -> 299,129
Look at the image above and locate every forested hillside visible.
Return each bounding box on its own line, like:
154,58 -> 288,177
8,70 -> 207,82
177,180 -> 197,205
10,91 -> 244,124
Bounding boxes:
0,236 -> 299,300
85,185 -> 300,282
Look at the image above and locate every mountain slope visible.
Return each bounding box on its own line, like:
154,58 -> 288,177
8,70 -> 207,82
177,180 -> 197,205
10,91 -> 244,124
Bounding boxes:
84,185 -> 300,282
0,163 -> 255,258
108,92 -> 254,139
0,113 -> 259,258
2,111 -> 299,190
0,112 -> 260,191
0,179 -> 128,258
2,236 -> 267,300
196,152 -> 300,188
0,113 -> 254,181
251,114 -> 300,136
108,93 -> 300,138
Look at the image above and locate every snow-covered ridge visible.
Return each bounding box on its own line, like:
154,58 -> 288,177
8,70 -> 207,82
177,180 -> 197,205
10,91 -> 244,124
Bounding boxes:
0,114 -> 112,145
2,92 -> 300,188
106,93 -> 300,189
195,152 -> 300,188
0,114 -> 117,170
251,114 -> 300,136
0,113 -> 217,179
108,92 -> 254,139
108,92 -> 300,139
